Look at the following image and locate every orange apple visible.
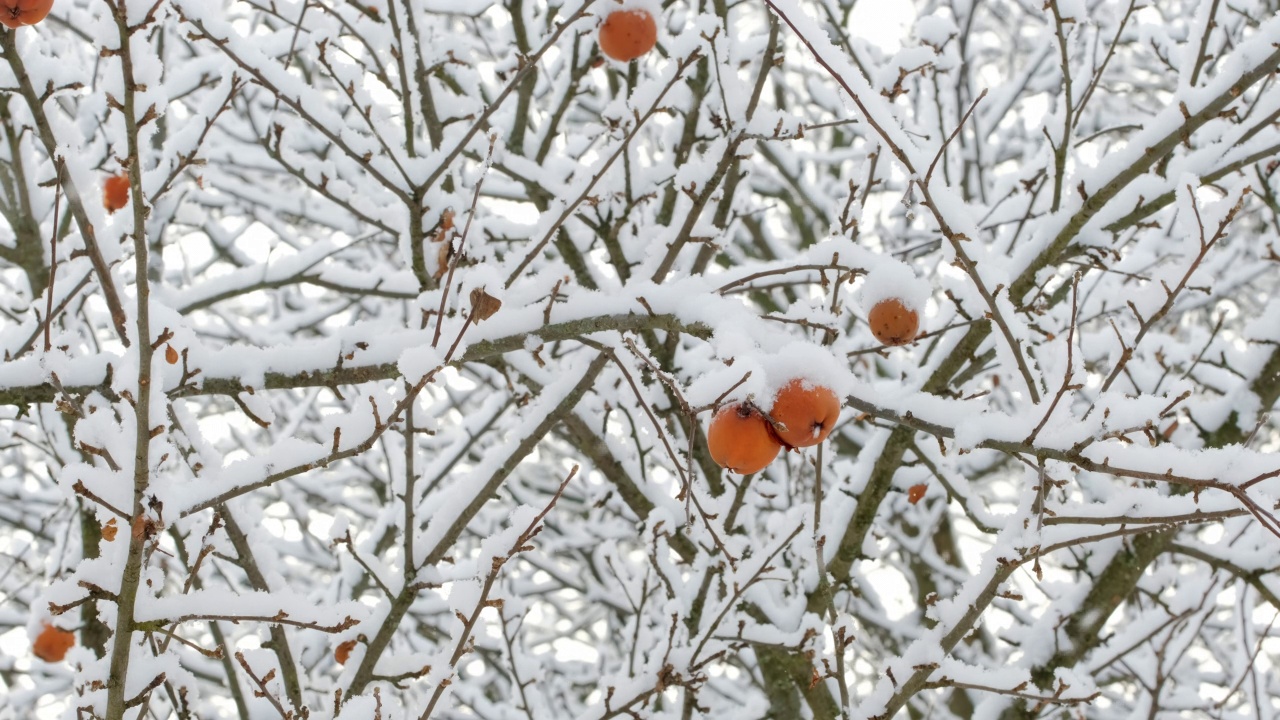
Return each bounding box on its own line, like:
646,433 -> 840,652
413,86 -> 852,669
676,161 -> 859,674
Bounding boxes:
707,403 -> 781,474
768,380 -> 841,448
103,173 -> 130,213
0,0 -> 54,29
598,9 -> 657,62
868,297 -> 920,346
32,623 -> 74,662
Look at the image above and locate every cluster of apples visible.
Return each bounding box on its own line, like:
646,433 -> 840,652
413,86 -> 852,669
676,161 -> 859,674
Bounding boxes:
705,296 -> 922,475
1,0 -> 53,29
707,380 -> 842,475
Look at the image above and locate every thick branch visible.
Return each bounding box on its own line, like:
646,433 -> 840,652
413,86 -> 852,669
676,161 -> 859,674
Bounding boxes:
0,313 -> 710,407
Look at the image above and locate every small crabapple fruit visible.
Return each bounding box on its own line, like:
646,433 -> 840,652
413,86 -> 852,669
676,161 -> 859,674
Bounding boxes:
103,174 -> 130,213
598,9 -> 657,62
868,297 -> 920,346
707,403 -> 781,475
0,0 -> 54,29
32,623 -> 74,662
768,380 -> 841,448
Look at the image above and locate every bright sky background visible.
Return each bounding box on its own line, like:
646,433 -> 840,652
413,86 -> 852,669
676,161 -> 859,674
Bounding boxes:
849,1 -> 916,52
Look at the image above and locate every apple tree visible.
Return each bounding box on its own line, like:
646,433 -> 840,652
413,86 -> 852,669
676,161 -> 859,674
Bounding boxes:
1,0 -> 1280,718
